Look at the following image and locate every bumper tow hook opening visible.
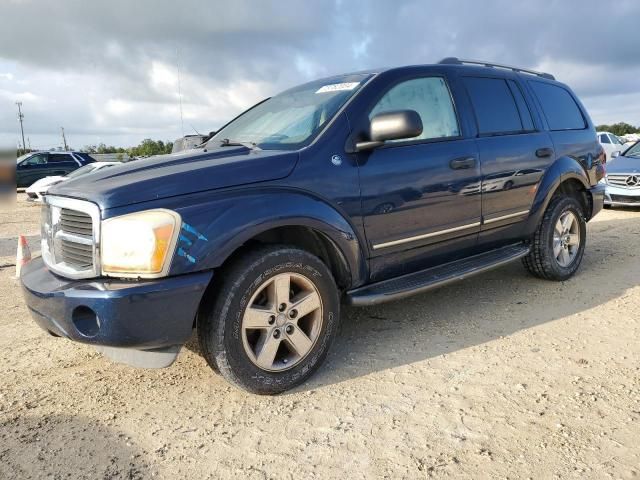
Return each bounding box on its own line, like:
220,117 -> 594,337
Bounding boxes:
72,306 -> 100,337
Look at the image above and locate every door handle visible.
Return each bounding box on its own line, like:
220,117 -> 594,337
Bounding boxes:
449,157 -> 476,170
536,147 -> 554,158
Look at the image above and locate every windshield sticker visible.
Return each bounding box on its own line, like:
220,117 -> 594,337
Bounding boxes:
315,82 -> 360,94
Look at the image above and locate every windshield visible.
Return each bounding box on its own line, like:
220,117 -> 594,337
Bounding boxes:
16,153 -> 33,164
624,142 -> 640,157
206,74 -> 371,150
65,163 -> 97,178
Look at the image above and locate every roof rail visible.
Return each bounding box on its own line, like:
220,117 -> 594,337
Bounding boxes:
438,57 -> 555,80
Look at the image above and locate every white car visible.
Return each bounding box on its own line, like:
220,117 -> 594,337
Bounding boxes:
25,162 -> 117,202
597,131 -> 626,162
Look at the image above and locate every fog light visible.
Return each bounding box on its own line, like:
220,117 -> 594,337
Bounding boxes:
72,306 -> 100,337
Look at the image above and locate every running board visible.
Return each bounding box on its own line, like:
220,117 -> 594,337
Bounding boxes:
346,243 -> 530,306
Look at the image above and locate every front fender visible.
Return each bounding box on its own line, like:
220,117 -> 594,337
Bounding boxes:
526,155 -> 591,233
161,188 -> 367,287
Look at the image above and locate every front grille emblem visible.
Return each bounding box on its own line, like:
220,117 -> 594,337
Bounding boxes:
625,175 -> 640,187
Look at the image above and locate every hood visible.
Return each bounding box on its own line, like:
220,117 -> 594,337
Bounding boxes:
606,155 -> 640,174
27,176 -> 65,191
49,146 -> 298,210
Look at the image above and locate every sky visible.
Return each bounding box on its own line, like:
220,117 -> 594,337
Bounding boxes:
1,0 -> 640,151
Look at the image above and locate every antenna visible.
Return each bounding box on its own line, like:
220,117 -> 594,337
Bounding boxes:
190,124 -> 202,136
176,48 -> 185,138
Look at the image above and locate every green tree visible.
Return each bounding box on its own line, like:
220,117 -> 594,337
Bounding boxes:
596,122 -> 640,136
128,138 -> 173,157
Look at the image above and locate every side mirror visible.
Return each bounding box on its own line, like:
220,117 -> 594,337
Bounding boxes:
355,110 -> 423,151
611,151 -> 621,159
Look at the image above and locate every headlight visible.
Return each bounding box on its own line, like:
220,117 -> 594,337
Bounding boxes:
101,209 -> 181,277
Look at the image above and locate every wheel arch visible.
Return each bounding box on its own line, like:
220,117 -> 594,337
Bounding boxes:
168,190 -> 369,290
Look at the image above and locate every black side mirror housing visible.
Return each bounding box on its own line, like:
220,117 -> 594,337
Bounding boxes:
355,110 -> 423,152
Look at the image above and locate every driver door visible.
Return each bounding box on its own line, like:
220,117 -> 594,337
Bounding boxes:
17,153 -> 49,187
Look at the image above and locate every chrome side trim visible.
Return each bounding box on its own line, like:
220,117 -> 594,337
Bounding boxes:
372,221 -> 481,250
483,210 -> 530,225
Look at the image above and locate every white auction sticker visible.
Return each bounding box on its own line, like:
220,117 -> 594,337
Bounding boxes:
315,82 -> 360,93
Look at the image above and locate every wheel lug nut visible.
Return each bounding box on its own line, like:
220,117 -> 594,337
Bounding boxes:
278,303 -> 287,312
285,325 -> 294,334
288,309 -> 298,319
268,315 -> 275,325
273,329 -> 281,339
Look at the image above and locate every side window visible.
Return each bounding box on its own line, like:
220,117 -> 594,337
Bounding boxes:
529,81 -> 586,131
369,77 -> 460,142
507,80 -> 534,131
464,77 -> 523,135
49,154 -> 73,163
610,135 -> 623,146
600,134 -> 610,144
22,154 -> 48,166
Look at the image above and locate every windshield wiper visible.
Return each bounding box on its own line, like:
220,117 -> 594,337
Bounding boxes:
219,138 -> 260,150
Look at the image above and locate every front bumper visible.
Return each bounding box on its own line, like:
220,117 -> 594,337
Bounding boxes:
21,257 -> 213,367
603,184 -> 640,207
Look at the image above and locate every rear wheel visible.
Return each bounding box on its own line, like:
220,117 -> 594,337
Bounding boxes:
198,245 -> 340,394
523,195 -> 587,281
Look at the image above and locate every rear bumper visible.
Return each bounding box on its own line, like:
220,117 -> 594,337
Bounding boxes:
21,257 -> 213,366
589,183 -> 606,218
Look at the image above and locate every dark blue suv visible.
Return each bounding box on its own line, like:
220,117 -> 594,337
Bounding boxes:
21,58 -> 605,394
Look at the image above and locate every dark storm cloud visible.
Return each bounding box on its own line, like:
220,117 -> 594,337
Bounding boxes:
1,0 -> 639,148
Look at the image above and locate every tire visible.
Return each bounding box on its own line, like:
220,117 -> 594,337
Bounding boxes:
522,195 -> 587,281
198,245 -> 340,395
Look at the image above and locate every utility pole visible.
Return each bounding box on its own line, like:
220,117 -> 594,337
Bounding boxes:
16,102 -> 26,154
61,127 -> 68,151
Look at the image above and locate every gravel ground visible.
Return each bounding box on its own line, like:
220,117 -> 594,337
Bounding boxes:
1,194 -> 639,479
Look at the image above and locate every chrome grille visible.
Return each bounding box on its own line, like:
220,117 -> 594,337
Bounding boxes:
60,209 -> 93,236
607,174 -> 640,189
42,196 -> 100,279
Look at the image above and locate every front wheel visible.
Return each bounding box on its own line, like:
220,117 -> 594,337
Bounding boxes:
198,245 -> 340,394
522,195 -> 587,281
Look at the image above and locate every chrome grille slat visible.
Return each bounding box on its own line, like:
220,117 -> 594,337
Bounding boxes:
608,174 -> 640,189
42,196 -> 100,279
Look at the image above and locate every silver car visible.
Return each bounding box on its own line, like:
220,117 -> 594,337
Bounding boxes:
603,142 -> 640,207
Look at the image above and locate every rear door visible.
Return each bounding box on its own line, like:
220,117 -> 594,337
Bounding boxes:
462,75 -> 553,245
48,153 -> 80,175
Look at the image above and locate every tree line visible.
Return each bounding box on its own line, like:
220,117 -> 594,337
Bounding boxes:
82,138 -> 174,158
595,122 -> 640,137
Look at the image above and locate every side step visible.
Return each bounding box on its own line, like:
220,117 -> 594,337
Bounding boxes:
346,243 -> 530,306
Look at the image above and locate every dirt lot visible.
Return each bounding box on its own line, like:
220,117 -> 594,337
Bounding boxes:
1,194 -> 639,479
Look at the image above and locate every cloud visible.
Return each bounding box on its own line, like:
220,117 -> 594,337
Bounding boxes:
0,0 -> 639,149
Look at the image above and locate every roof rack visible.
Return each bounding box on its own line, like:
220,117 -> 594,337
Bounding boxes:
438,57 -> 555,80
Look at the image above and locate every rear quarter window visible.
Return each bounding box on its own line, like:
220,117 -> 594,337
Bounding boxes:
529,81 -> 586,131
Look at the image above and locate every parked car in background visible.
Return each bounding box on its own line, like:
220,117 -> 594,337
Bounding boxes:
25,162 -> 118,202
16,151 -> 95,188
22,58 -> 605,394
603,141 -> 640,207
597,131 -> 626,161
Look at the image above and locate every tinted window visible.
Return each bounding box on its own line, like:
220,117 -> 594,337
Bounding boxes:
22,154 -> 47,166
529,81 -> 585,130
507,80 -> 534,131
599,134 -> 610,144
369,77 -> 460,142
49,154 -> 73,163
464,77 -> 522,134
611,135 -> 623,145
